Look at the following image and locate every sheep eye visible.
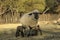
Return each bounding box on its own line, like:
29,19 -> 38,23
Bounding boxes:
28,13 -> 32,16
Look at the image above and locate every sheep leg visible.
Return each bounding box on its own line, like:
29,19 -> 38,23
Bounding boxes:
37,25 -> 42,35
15,26 -> 25,37
15,28 -> 20,37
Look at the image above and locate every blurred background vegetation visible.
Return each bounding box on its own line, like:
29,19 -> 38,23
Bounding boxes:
0,0 -> 60,14
0,0 -> 60,23
0,0 -> 46,13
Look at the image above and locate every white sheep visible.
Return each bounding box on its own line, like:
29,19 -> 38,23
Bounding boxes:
15,10 -> 42,37
20,10 -> 40,27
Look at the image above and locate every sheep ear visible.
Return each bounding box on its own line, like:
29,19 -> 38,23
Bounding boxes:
28,13 -> 32,16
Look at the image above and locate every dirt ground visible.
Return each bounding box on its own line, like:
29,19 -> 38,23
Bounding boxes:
0,21 -> 60,40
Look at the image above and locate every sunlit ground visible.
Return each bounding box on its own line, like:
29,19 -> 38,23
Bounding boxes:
0,21 -> 60,40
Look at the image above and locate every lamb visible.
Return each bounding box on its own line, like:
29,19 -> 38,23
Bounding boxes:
15,26 -> 26,37
16,25 -> 42,37
25,25 -> 42,37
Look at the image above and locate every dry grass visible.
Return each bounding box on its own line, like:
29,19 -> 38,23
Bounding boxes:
0,22 -> 60,40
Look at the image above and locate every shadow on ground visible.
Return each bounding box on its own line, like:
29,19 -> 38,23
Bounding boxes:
0,29 -> 60,40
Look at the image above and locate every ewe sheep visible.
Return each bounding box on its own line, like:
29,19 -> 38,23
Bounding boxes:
15,10 -> 42,37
